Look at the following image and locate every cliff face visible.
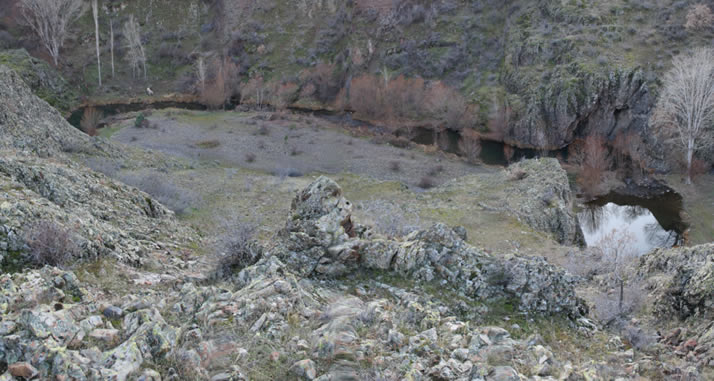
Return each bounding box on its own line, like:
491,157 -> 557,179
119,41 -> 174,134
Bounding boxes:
508,66 -> 650,149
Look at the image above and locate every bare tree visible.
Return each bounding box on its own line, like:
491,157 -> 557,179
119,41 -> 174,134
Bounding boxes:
123,15 -> 147,80
109,17 -> 115,77
458,129 -> 482,164
596,229 -> 638,314
19,0 -> 82,66
195,56 -> 206,92
652,48 -> 714,184
91,0 -> 101,86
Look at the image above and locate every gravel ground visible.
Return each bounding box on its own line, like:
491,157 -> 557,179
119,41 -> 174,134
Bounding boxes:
109,109 -> 491,188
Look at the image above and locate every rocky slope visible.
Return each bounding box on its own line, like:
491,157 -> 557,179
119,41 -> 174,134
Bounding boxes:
1,63 -> 713,379
0,64 -> 193,271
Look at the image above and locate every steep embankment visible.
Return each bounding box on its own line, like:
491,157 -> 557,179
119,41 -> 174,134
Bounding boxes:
1,0 -> 703,152
0,64 -> 193,270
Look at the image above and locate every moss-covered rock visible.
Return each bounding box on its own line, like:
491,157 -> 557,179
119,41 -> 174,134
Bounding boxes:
0,49 -> 78,115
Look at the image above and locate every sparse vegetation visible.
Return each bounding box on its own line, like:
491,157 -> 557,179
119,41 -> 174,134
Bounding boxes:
23,220 -> 80,268
418,176 -> 436,189
685,4 -> 714,31
18,0 -> 81,66
80,107 -> 102,136
214,218 -> 262,279
119,172 -> 201,216
652,48 -> 714,184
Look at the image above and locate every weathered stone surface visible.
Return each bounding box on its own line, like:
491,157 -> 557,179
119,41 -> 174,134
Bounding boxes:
275,176 -> 584,316
291,359 -> 317,380
639,243 -> 714,320
0,65 -> 111,157
0,49 -> 79,115
7,362 -> 37,379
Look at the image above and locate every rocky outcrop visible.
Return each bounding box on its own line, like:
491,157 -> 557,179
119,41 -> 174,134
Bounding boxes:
0,152 -> 191,268
639,243 -> 714,321
499,158 -> 585,245
438,158 -> 585,246
0,65 -> 191,269
276,176 -> 585,316
0,65 -> 114,157
639,244 -> 714,369
506,66 -> 650,150
0,49 -> 78,115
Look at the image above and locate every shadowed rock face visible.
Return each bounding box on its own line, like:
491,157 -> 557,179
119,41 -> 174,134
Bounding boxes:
276,176 -> 585,316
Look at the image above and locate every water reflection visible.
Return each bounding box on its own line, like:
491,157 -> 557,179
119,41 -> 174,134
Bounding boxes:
578,202 -> 682,256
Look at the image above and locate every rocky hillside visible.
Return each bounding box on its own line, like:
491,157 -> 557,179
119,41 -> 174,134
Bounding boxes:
1,62 -> 714,379
2,0 -> 711,153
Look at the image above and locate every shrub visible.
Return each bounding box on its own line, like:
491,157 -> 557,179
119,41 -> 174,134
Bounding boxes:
242,76 -> 267,107
80,107 -> 102,136
245,153 -> 256,163
134,112 -> 148,128
272,81 -> 300,110
196,140 -> 220,149
427,82 -> 475,130
507,167 -> 528,181
389,160 -> 401,172
350,74 -> 385,119
273,166 -> 303,179
690,157 -> 711,180
577,135 -> 611,195
200,57 -> 239,109
458,129 -> 482,164
214,219 -> 262,278
418,176 -> 436,189
685,4 -> 714,31
84,157 -> 121,177
567,138 -> 586,166
428,165 -> 444,177
23,221 -> 80,268
503,145 -> 515,164
254,125 -> 269,136
118,172 -> 201,216
290,146 -> 301,156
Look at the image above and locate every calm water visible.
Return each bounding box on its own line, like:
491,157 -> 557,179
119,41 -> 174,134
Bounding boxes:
578,192 -> 686,255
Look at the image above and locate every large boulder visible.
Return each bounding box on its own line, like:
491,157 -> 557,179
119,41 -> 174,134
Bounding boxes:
500,158 -> 585,246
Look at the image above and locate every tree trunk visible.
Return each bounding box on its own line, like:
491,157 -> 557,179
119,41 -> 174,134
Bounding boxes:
618,279 -> 624,313
686,138 -> 694,184
110,19 -> 115,78
92,0 -> 101,87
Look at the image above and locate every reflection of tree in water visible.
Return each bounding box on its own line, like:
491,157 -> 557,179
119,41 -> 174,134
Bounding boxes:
623,205 -> 649,223
644,223 -> 681,248
579,204 -> 606,234
579,203 -> 623,234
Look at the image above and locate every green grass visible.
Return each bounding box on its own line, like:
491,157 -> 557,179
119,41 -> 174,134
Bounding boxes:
98,124 -> 125,139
